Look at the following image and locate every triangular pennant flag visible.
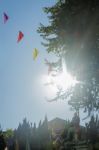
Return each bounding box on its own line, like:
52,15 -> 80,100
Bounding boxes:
32,48 -> 39,60
3,12 -> 9,23
17,31 -> 24,43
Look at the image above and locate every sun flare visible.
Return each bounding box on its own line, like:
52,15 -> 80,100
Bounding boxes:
44,71 -> 78,92
53,71 -> 78,90
42,58 -> 79,94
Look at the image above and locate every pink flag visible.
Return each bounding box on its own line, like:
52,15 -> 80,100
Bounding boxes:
3,12 -> 9,23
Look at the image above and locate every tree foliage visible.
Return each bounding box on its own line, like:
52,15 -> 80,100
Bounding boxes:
38,0 -> 99,116
15,117 -> 51,150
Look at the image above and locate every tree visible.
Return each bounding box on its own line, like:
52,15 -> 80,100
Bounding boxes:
38,0 -> 99,116
5,129 -> 14,139
38,116 -> 51,150
30,122 -> 39,149
15,118 -> 31,150
0,134 -> 6,150
41,116 -> 50,142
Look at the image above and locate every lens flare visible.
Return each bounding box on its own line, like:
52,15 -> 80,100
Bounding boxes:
42,58 -> 79,95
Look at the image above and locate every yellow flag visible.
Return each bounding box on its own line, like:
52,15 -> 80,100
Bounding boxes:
32,48 -> 38,60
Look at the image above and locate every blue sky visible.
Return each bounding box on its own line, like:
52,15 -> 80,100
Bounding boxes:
0,0 -> 86,130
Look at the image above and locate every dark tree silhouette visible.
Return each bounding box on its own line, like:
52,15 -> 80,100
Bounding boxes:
0,134 -> 6,150
38,0 -> 99,117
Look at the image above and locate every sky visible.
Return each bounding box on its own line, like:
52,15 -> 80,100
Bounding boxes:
0,0 -> 87,130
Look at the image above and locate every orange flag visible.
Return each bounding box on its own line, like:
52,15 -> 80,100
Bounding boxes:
17,31 -> 24,43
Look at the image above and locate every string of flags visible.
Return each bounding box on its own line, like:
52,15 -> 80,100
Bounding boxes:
1,7 -> 63,82
2,7 -> 62,77
2,11 -> 55,74
2,12 -> 39,61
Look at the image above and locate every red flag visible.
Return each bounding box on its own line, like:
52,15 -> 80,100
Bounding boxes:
17,31 -> 24,43
3,12 -> 9,23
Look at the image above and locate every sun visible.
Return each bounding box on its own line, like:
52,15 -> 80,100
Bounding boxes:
41,58 -> 79,99
43,59 -> 78,93
45,71 -> 78,92
53,71 -> 78,91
